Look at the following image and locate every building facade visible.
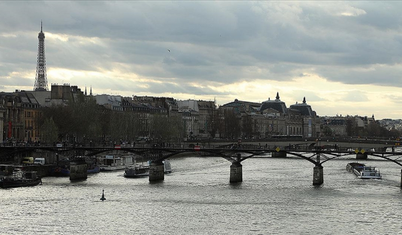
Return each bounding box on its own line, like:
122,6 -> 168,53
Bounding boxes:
218,93 -> 320,139
0,91 -> 42,143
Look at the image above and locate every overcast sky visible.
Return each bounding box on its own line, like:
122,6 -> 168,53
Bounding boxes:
2,1 -> 402,119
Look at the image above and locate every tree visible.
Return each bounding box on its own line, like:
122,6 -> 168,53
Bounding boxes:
205,108 -> 220,138
366,121 -> 381,137
149,113 -> 183,143
322,125 -> 333,137
108,111 -> 141,142
39,95 -> 107,144
241,114 -> 253,138
40,117 -> 58,144
221,109 -> 241,139
388,128 -> 400,138
68,95 -> 103,142
346,117 -> 358,136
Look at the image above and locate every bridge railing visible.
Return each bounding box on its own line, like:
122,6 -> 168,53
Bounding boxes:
0,141 -> 396,154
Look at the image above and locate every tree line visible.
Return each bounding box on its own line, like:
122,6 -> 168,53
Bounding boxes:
38,95 -> 184,145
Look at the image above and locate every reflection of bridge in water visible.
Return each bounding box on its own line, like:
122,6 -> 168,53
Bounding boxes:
2,140 -> 402,187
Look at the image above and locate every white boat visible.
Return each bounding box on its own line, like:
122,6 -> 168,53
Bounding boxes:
124,164 -> 149,178
99,154 -> 135,171
124,160 -> 171,178
346,162 -> 381,179
164,160 -> 172,174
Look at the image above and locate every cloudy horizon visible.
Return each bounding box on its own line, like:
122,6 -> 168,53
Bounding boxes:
2,1 -> 402,119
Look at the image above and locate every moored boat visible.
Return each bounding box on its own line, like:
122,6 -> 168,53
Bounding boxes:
0,170 -> 42,188
49,157 -> 100,176
124,160 -> 172,178
49,165 -> 100,176
99,154 -> 136,171
49,166 -> 70,177
87,165 -> 100,174
124,164 -> 150,178
49,159 -> 70,177
346,162 -> 381,179
164,160 -> 172,174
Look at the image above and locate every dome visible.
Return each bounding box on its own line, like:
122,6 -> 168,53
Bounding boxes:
260,92 -> 287,114
289,97 -> 314,116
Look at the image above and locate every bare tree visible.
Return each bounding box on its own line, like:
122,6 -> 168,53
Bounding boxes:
40,117 -> 58,144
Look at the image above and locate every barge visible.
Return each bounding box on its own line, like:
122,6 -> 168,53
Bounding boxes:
0,170 -> 42,188
346,162 -> 381,179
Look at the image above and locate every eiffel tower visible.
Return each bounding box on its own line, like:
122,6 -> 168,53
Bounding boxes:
33,21 -> 48,91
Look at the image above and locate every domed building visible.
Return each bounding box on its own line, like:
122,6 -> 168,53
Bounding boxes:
289,97 -> 320,138
260,92 -> 287,115
221,98 -> 261,114
217,93 -> 320,139
257,94 -> 320,138
289,97 -> 315,117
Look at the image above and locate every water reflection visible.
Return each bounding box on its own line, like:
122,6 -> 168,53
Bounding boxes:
1,157 -> 402,234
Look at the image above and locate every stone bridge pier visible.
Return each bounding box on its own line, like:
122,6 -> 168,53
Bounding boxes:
230,162 -> 243,183
149,161 -> 165,182
313,165 -> 324,186
356,152 -> 368,159
400,169 -> 402,188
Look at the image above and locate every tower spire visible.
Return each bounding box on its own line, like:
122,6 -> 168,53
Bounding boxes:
34,21 -> 48,91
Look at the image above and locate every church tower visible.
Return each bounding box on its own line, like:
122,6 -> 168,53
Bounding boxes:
33,21 -> 48,91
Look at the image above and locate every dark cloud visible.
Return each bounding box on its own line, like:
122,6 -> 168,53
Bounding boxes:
354,2 -> 402,30
2,1 -> 402,116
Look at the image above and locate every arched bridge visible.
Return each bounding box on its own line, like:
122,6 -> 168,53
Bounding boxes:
1,142 -> 402,187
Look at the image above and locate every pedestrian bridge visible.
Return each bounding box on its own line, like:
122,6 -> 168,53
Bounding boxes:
140,146 -> 402,187
1,141 -> 402,187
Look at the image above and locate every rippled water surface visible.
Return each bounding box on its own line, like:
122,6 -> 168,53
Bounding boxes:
1,156 -> 402,234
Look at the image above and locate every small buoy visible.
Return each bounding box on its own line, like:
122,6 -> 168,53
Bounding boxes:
100,189 -> 106,201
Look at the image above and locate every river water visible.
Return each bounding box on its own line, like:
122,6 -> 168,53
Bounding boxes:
1,155 -> 402,234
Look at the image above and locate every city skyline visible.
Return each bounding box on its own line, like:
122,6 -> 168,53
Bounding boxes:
1,2 -> 402,119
